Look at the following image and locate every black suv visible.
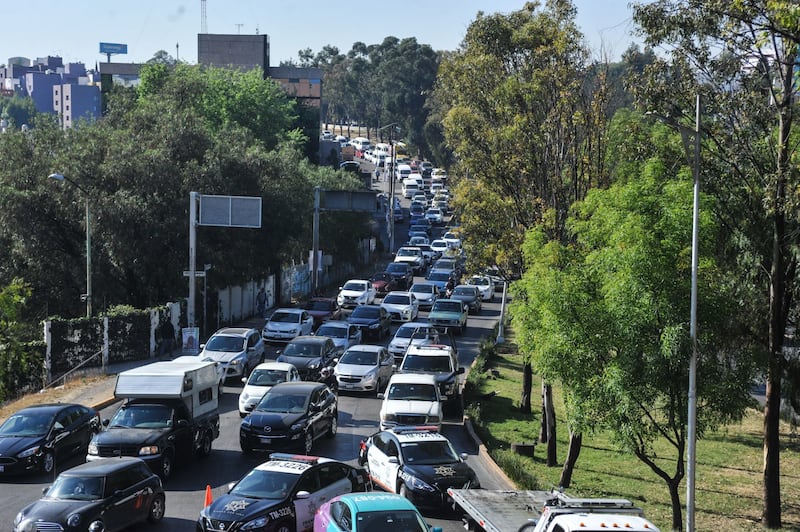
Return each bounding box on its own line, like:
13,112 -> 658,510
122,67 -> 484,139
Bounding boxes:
277,336 -> 338,380
240,381 -> 338,455
13,457 -> 165,532
346,304 -> 392,340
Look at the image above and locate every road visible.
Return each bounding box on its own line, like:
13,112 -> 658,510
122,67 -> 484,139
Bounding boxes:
1,172 -> 509,531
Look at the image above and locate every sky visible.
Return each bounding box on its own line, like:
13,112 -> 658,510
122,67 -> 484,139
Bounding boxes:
2,1 -> 641,68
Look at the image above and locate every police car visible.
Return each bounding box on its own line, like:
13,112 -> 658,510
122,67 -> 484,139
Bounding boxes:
357,427 -> 479,510
197,453 -> 370,532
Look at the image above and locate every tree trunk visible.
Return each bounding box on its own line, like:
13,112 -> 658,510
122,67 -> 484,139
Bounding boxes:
520,362 -> 532,414
539,380 -> 547,443
544,383 -> 557,466
558,431 -> 582,488
668,478 -> 684,531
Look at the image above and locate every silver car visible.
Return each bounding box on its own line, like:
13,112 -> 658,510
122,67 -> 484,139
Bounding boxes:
199,327 -> 265,382
334,345 -> 394,394
315,320 -> 362,355
409,282 -> 439,309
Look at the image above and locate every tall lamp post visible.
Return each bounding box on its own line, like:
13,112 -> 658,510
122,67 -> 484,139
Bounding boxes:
49,173 -> 92,318
378,123 -> 400,254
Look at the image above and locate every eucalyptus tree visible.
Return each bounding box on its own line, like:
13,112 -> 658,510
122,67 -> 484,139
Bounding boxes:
631,1 -> 800,526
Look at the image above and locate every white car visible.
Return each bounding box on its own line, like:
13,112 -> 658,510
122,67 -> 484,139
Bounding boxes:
430,239 -> 450,255
409,282 -> 438,309
380,291 -> 420,322
442,231 -> 462,249
238,361 -> 301,417
469,275 -> 495,301
200,327 -> 265,382
379,373 -> 442,430
315,320 -> 362,355
393,247 -> 425,275
334,345 -> 394,394
262,308 -> 315,343
337,279 -> 377,309
388,321 -> 429,362
424,208 -> 444,225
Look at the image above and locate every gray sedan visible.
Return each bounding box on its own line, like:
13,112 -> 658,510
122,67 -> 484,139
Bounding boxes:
450,285 -> 482,314
334,345 -> 394,394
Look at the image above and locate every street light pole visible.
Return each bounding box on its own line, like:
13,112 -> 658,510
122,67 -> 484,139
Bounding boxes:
49,173 -> 92,317
378,123 -> 400,255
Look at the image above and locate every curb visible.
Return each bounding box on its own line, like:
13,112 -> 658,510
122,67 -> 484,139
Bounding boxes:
91,396 -> 121,411
463,416 -> 516,490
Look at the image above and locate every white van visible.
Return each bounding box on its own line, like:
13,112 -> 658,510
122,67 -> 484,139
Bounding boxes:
402,178 -> 420,198
395,163 -> 412,182
350,137 -> 371,154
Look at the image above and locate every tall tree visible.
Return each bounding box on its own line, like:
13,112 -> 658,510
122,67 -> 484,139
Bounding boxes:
631,1 -> 800,526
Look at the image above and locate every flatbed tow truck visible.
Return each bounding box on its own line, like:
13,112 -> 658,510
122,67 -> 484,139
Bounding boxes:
447,488 -> 660,532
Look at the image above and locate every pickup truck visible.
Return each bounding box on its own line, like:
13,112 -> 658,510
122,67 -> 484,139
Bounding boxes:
427,298 -> 469,334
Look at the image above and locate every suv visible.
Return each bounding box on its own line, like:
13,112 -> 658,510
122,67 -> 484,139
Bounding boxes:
277,336 -> 338,380
200,327 -> 265,382
13,457 -> 165,532
378,373 -> 442,430
399,343 -> 464,402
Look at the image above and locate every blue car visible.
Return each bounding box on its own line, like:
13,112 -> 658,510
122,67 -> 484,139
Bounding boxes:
314,493 -> 439,532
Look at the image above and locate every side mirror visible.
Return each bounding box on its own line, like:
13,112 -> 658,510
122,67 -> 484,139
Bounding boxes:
456,367 -> 465,375
387,456 -> 399,464
102,419 -> 110,427
295,491 -> 311,500
241,377 -> 248,384
42,486 -> 50,495
460,452 -> 469,461
377,393 -> 384,399
176,419 -> 189,428
199,343 -> 206,350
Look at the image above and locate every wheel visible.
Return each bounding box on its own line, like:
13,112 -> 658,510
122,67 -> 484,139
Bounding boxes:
241,443 -> 254,455
41,450 -> 55,475
302,430 -> 314,455
326,413 -> 338,438
159,452 -> 174,480
399,482 -> 410,500
239,412 -> 247,418
517,523 -> 537,532
197,431 -> 212,458
273,519 -> 294,532
147,494 -> 166,523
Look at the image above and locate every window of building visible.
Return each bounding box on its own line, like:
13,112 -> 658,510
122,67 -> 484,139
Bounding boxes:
65,95 -> 69,101
65,105 -> 69,111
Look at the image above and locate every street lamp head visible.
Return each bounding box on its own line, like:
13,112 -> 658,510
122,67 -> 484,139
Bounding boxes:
48,173 -> 65,181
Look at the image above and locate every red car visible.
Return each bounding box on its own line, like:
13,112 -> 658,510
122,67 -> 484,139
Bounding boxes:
302,297 -> 342,329
369,272 -> 398,296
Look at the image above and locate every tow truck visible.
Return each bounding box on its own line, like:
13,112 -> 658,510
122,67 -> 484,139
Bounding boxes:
447,488 -> 660,532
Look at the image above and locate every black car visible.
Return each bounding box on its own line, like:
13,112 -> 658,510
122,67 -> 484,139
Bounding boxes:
276,336 -> 338,380
346,304 -> 392,340
13,457 -> 165,532
358,426 -> 479,510
370,271 -> 399,296
0,403 -> 100,476
384,262 -> 413,290
197,453 -> 370,532
240,381 -> 338,455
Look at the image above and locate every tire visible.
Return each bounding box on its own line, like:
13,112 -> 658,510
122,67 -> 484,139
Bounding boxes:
197,430 -> 212,458
517,523 -> 537,532
159,452 -> 174,480
147,494 -> 166,523
239,412 -> 247,419
241,443 -> 253,455
302,430 -> 314,455
273,519 -> 294,532
326,412 -> 338,438
41,450 -> 55,475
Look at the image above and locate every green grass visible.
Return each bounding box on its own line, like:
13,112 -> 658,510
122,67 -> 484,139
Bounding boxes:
465,327 -> 800,531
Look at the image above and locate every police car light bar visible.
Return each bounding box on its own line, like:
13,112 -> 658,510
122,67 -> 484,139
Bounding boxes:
392,425 -> 440,433
269,453 -> 320,464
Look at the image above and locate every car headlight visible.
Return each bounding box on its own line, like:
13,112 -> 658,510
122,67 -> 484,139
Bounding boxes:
67,514 -> 82,527
401,472 -> 436,492
241,516 -> 269,530
427,415 -> 440,423
362,371 -> 377,384
87,441 -> 98,455
240,392 -> 250,400
369,323 -> 380,329
138,445 -> 159,456
17,446 -> 40,459
291,421 -> 305,432
14,517 -> 35,532
381,413 -> 397,422
289,328 -> 299,334
308,360 -> 320,370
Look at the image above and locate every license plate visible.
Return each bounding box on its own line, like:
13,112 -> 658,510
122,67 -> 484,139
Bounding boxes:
0,465 -> 4,472
260,437 -> 271,444
344,384 -> 355,389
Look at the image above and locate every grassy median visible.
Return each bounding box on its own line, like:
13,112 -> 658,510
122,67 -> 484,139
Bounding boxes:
464,327 -> 800,531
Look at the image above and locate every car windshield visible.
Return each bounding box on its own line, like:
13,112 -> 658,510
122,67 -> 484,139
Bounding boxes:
283,343 -> 322,358
410,284 -> 434,294
340,350 -> 378,366
255,392 -> 309,413
317,325 -> 347,338
401,440 -> 459,465
355,509 -> 428,532
453,287 -> 474,297
247,369 -> 289,387
396,249 -> 416,257
371,273 -> 390,282
427,273 -> 450,283
270,311 -> 300,324
393,326 -> 418,339
410,329 -> 438,342
384,295 -> 410,305
386,264 -> 405,274
435,260 -> 456,269
402,355 -> 452,373
352,306 -> 379,319
386,383 -> 437,401
230,469 -> 297,500
434,301 -> 463,313
305,300 -> 333,311
470,278 -> 490,287
110,404 -> 172,429
343,281 -> 367,291
46,475 -> 106,501
0,412 -> 54,437
205,335 -> 246,352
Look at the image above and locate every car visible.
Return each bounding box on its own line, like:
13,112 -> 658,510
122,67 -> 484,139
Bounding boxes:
427,299 -> 469,334
425,269 -> 456,295
433,199 -> 450,214
425,208 -> 444,225
334,345 -> 394,394
393,207 -> 405,223
468,275 -> 495,301
315,492 -> 433,532
399,343 -> 464,402
346,305 -> 392,341
13,457 -> 165,532
262,308 -> 315,342
407,230 -> 430,243
316,320 -> 363,355
172,355 -> 226,393
412,193 -> 428,207
302,297 -> 343,329
408,224 -> 431,238
431,167 -> 448,183
197,453 -> 370,532
380,291 -> 420,322
378,374 -> 442,431
238,362 -> 301,418
357,426 -> 479,510
394,246 -> 425,275
0,403 -> 100,476
239,382 -> 338,455
409,282 -> 439,309
430,239 -> 450,255
384,262 -> 413,290
201,327 -> 265,382
450,284 -> 483,314
322,130 -> 334,140
339,160 -> 361,173
409,203 -> 425,218
387,322 -> 440,364
442,231 -> 461,248
276,336 -> 338,380
415,243 -> 438,264
337,279 -> 377,309
407,235 -> 430,248
370,271 -> 399,297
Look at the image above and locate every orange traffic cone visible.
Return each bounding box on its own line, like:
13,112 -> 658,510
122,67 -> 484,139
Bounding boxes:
204,485 -> 213,507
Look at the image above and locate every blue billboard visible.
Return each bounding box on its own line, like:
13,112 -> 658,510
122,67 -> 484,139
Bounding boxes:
99,42 -> 128,54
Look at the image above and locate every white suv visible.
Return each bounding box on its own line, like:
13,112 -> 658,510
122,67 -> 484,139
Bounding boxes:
378,373 -> 442,430
399,343 -> 463,401
200,327 -> 265,383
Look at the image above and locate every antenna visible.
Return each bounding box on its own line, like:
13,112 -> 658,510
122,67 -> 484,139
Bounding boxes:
200,0 -> 207,34
235,23 -> 243,34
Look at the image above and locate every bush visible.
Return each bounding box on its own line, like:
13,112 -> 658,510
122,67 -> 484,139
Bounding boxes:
491,449 -> 540,489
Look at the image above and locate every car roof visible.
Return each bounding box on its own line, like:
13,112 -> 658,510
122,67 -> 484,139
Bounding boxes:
60,457 -> 146,475
252,361 -> 296,372
254,453 -> 336,475
316,320 -> 351,328
336,492 -> 420,512
385,291 -> 412,298
397,321 -> 431,330
406,344 -> 454,355
344,344 -> 385,354
343,279 -> 369,284
214,327 -> 256,337
271,307 -> 304,315
288,336 -> 332,345
268,381 -> 327,393
388,427 -> 449,443
15,403 -> 86,415
388,373 -> 437,385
